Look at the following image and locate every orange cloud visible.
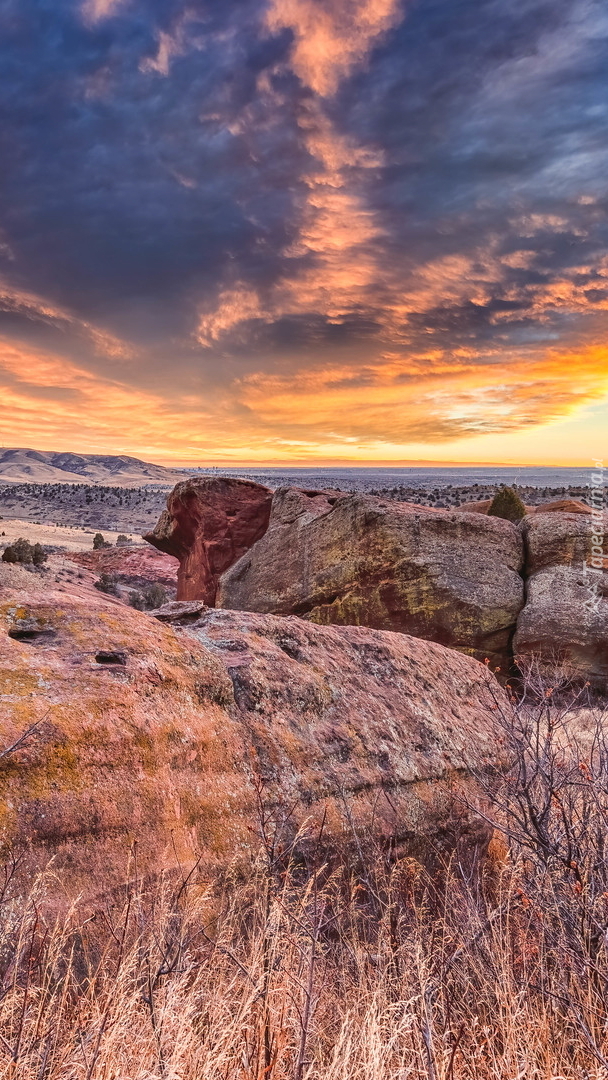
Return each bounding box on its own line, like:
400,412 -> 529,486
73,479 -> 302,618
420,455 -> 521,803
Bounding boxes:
1,336 -> 605,465
81,0 -> 128,24
236,343 -> 608,444
265,0 -> 403,96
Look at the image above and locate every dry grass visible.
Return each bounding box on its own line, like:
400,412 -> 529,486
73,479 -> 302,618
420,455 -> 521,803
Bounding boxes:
0,519 -> 142,552
2,693 -> 608,1079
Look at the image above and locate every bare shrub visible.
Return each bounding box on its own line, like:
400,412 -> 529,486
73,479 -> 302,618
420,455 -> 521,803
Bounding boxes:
1,689 -> 608,1077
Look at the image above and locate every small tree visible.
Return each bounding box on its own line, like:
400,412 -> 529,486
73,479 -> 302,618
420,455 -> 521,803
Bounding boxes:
93,532 -> 111,550
129,583 -> 168,610
143,583 -> 167,609
116,534 -> 130,547
94,572 -> 119,596
488,485 -> 526,522
31,543 -> 47,566
2,538 -> 47,565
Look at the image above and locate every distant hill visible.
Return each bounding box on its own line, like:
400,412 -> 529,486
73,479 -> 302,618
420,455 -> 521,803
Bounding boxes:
0,448 -> 183,486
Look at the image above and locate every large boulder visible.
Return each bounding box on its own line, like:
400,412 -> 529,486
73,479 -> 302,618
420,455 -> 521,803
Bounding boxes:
0,576 -> 510,904
144,477 -> 272,604
514,513 -> 608,690
217,487 -> 524,669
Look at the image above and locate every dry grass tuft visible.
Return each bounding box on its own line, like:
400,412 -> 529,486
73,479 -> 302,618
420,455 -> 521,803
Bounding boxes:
1,689 -> 608,1079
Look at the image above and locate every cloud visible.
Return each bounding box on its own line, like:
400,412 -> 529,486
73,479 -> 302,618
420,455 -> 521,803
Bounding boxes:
265,0 -> 403,96
234,342 -> 608,445
0,0 -> 606,462
81,0 -> 129,24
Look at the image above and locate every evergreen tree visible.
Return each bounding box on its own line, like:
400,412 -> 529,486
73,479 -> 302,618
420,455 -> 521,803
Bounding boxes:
488,486 -> 526,522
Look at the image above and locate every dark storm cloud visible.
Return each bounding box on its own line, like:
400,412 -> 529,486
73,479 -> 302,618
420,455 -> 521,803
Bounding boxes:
0,0 -> 304,318
0,0 -> 607,454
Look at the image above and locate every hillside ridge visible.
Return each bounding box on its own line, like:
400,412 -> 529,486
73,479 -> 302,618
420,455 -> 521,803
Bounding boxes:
0,447 -> 182,486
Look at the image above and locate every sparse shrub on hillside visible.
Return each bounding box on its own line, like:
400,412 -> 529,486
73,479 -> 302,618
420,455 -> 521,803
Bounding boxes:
129,582 -> 168,610
144,582 -> 167,608
93,532 -> 112,549
116,533 -> 130,546
1,537 -> 47,565
94,571 -> 119,596
488,485 -> 526,522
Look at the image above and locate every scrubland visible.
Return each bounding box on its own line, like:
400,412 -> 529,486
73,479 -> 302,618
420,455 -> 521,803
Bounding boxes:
1,688 -> 608,1079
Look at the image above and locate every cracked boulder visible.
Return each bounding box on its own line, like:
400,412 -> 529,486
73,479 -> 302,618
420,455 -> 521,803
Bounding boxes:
514,512 -> 608,690
217,487 -> 524,669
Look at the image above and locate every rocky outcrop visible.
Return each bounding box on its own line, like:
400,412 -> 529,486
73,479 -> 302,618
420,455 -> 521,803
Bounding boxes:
144,477 -> 272,604
460,497 -> 590,516
0,579 -> 510,903
217,487 -> 524,668
514,513 -> 608,689
68,544 -> 179,590
458,498 -> 494,514
533,498 -> 592,515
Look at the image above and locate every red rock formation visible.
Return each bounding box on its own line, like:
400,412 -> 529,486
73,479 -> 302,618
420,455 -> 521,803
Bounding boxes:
144,477 -> 272,603
531,498 -> 591,515
68,544 -> 179,590
217,487 -> 524,669
460,497 -> 537,515
458,498 -> 493,514
460,497 -> 590,516
0,574 -> 510,904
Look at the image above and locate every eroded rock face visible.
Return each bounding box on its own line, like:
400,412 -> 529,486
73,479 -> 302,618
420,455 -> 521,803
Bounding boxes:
144,477 -> 272,603
217,488 -> 524,668
0,582 -> 510,903
514,513 -> 608,689
67,545 -> 179,591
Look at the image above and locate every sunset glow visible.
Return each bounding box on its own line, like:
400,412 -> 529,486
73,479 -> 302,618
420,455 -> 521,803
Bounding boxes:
0,0 -> 607,464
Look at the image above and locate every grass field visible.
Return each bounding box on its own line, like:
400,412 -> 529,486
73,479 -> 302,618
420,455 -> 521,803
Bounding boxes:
1,692 -> 608,1079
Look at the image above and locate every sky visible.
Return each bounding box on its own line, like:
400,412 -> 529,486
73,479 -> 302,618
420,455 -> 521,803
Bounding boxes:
0,0 -> 607,466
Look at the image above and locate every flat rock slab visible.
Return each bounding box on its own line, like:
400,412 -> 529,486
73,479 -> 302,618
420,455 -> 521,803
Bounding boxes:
0,582 -> 510,904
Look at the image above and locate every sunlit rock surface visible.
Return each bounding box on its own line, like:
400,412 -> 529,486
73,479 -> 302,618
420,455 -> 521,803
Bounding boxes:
0,576 -> 510,903
218,487 -> 524,669
515,512 -> 608,690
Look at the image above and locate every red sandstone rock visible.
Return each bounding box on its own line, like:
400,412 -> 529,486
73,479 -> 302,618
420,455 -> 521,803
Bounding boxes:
460,498 -> 590,516
0,580 -> 510,904
531,498 -> 591,515
460,498 -> 536,515
68,544 -> 179,590
458,498 -> 493,514
217,487 -> 524,669
144,477 -> 272,603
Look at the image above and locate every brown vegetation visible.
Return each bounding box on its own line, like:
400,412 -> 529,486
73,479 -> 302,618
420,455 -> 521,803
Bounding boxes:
0,686 -> 607,1078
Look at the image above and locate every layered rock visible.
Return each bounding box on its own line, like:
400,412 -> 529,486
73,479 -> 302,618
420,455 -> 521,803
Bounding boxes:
0,578 -> 509,903
217,487 -> 524,668
514,513 -> 608,689
67,545 -> 179,591
144,477 -> 272,604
